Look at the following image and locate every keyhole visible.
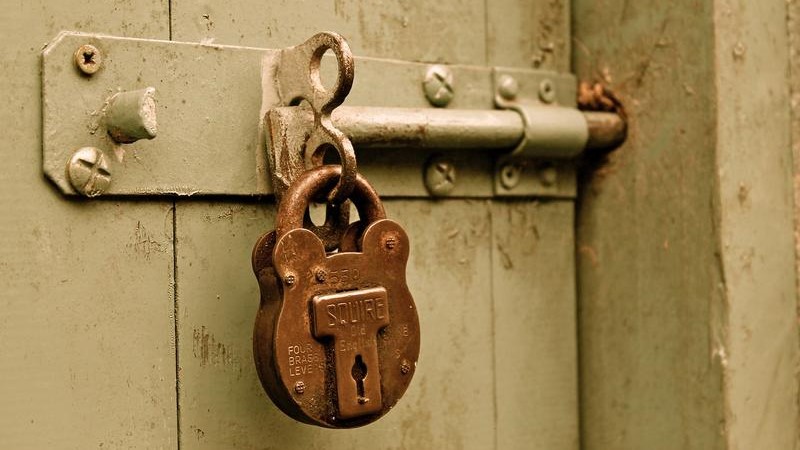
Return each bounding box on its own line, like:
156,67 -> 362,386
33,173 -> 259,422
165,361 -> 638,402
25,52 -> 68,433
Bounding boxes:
351,354 -> 368,404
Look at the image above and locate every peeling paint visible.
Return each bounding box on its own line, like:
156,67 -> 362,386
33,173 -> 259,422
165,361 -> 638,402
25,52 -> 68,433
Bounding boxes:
192,326 -> 242,376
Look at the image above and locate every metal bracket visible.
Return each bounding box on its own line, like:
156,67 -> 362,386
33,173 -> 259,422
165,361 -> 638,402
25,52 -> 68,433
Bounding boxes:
490,68 -> 589,196
42,31 -> 624,199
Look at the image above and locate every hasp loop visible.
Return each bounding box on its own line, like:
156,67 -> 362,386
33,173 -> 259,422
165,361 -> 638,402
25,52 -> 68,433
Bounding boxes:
277,31 -> 357,203
275,165 -> 386,240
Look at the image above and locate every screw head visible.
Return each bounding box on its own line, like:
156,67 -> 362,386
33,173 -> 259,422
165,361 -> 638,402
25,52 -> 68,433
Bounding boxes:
539,164 -> 558,186
315,268 -> 327,283
538,79 -> 556,103
499,163 -> 522,190
385,236 -> 397,250
66,147 -> 112,197
74,44 -> 102,75
422,65 -> 454,107
294,381 -> 305,394
284,273 -> 296,286
424,157 -> 457,196
400,359 -> 411,375
497,75 -> 519,100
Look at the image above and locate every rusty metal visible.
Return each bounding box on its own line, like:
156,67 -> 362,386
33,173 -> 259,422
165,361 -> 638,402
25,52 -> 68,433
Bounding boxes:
301,201 -> 351,253
253,165 -> 420,428
311,287 -> 390,418
272,32 -> 356,204
74,44 -> 101,75
583,111 -> 627,152
578,82 -> 627,152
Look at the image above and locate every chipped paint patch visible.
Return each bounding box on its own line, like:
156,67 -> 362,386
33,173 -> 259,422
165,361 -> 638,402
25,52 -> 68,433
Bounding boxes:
192,326 -> 242,376
127,221 -> 167,259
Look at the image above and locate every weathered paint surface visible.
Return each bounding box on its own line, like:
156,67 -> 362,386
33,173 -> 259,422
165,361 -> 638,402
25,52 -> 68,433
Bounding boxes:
0,1 -> 177,448
491,201 -> 578,449
574,0 -> 800,449
166,1 -> 577,448
713,2 -> 798,448
791,0 -> 800,446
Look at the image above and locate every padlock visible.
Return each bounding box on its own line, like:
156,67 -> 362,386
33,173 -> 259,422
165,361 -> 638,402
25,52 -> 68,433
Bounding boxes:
252,165 -> 420,428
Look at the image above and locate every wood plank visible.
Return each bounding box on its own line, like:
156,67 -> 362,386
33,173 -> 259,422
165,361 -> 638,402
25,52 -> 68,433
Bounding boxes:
170,2 -> 579,447
0,2 -> 176,448
572,2 -> 725,448
573,0 -> 800,448
486,0 -> 571,71
491,200 -> 578,449
171,0 -> 487,65
713,1 -> 799,447
174,200 -> 496,448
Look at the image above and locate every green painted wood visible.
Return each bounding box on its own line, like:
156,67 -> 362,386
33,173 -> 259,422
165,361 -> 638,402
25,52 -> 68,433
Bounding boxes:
486,0 -> 570,72
573,2 -> 726,448
574,1 -> 800,449
171,0 -> 488,65
170,2 -> 580,448
713,1 -> 798,448
174,201 -> 496,449
0,2 -> 177,448
491,201 -> 578,449
789,0 -> 800,444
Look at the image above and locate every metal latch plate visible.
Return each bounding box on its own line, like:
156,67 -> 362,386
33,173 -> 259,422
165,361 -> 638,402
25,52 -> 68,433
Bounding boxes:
42,32 -> 578,198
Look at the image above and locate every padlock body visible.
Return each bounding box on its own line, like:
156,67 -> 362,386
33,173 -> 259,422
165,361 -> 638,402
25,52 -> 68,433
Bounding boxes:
253,219 -> 420,428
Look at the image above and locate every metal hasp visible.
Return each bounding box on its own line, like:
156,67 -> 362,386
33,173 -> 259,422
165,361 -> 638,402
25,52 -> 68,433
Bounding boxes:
266,43 -> 625,198
42,31 -> 625,199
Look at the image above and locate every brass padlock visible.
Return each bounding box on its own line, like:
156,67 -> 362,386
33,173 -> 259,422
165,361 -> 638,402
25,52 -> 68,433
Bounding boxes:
252,165 -> 420,428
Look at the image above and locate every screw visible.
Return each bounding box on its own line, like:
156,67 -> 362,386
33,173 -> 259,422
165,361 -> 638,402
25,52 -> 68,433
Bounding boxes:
499,163 -> 522,190
315,268 -> 327,283
424,157 -> 457,196
385,236 -> 397,250
497,75 -> 519,101
294,381 -> 305,394
400,359 -> 411,375
538,78 -> 556,104
66,147 -> 112,197
539,164 -> 558,187
422,65 -> 454,107
284,273 -> 296,286
74,44 -> 102,75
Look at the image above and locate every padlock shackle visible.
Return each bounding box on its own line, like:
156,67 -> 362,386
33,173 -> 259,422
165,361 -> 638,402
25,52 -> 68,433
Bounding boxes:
275,165 -> 386,239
